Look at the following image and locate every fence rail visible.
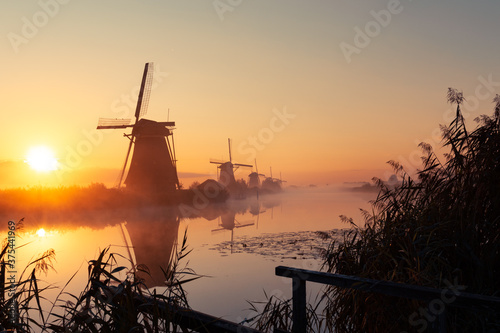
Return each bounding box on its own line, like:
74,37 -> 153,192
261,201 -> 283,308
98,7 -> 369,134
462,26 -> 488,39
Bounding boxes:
121,287 -> 263,333
276,265 -> 500,333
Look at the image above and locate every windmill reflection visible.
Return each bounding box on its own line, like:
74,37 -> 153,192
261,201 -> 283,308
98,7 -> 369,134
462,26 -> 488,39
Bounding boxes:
122,207 -> 180,287
211,210 -> 254,253
19,196 -> 283,289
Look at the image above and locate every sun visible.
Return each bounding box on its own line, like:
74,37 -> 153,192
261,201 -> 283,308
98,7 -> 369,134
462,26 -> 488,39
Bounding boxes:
26,146 -> 58,172
36,228 -> 46,237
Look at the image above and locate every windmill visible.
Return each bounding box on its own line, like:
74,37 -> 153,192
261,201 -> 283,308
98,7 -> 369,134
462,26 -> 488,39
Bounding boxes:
276,172 -> 288,188
262,167 -> 283,192
97,62 -> 179,194
210,138 -> 252,188
248,159 -> 266,189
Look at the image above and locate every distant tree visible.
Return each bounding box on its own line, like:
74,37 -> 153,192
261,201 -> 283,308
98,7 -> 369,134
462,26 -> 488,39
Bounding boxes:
189,181 -> 200,190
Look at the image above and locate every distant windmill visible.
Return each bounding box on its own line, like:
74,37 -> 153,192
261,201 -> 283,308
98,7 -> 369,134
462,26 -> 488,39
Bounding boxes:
276,172 -> 287,187
248,159 -> 266,189
262,167 -> 284,192
96,62 -> 179,194
210,138 -> 252,188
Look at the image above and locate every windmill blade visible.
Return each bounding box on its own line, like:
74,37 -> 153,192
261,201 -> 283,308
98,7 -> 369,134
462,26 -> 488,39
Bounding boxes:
234,222 -> 254,229
228,138 -> 232,163
118,137 -> 134,187
97,118 -> 132,129
156,121 -> 176,127
134,62 -> 154,121
210,159 -> 226,164
211,227 -> 229,233
233,162 -> 253,168
119,223 -> 136,271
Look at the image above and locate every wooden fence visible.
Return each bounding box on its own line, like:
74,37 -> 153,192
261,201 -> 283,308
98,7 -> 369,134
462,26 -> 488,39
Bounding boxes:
276,265 -> 500,333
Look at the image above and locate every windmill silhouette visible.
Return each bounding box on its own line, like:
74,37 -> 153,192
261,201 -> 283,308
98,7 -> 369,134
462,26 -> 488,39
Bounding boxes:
210,138 -> 252,188
248,159 -> 266,189
97,63 -> 179,194
276,172 -> 287,187
262,167 -> 285,192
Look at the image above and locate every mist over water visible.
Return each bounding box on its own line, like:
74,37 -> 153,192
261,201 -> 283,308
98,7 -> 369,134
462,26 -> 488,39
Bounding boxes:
9,185 -> 375,323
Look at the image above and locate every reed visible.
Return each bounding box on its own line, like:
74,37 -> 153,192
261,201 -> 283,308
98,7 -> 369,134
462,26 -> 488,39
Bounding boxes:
44,229 -> 200,332
247,89 -> 500,332
0,225 -> 199,332
0,219 -> 56,332
246,291 -> 327,332
320,89 -> 500,331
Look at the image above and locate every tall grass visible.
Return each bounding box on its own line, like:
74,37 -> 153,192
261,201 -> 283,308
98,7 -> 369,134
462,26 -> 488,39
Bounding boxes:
246,90 -> 500,332
0,219 -> 56,332
320,89 -> 500,331
247,291 -> 327,332
0,223 -> 199,332
44,229 -> 200,332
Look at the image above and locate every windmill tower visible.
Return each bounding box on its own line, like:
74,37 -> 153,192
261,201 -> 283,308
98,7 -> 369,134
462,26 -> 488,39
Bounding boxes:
96,63 -> 179,194
210,139 -> 252,188
248,159 -> 266,188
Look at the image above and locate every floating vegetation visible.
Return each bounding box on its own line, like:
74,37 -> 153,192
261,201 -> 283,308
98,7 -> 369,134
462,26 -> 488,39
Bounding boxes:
209,229 -> 349,260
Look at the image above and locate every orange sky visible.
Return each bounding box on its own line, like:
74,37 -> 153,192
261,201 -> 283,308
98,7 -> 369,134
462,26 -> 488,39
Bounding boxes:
1,1 -> 499,188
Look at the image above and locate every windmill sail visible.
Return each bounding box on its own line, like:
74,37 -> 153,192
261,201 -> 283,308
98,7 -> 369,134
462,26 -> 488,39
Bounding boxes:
96,63 -> 180,196
210,138 -> 252,187
135,62 -> 154,120
97,118 -> 132,129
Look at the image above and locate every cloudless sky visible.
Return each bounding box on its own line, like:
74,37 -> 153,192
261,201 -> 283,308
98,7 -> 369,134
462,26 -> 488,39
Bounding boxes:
1,0 -> 499,187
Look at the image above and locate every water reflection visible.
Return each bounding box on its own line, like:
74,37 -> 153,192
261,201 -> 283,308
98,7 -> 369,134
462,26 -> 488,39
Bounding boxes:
6,188 -> 376,324
122,207 -> 180,287
211,210 -> 255,253
11,196 -> 283,290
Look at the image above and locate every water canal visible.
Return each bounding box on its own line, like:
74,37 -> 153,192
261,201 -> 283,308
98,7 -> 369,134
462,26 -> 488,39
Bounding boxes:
13,186 -> 375,325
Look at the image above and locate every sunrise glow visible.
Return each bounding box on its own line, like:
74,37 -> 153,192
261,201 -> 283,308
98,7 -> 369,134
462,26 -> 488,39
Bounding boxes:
25,146 -> 58,172
36,228 -> 46,237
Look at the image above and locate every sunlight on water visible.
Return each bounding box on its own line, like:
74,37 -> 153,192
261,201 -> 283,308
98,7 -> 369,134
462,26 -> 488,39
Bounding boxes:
176,187 -> 375,320
8,186 -> 375,325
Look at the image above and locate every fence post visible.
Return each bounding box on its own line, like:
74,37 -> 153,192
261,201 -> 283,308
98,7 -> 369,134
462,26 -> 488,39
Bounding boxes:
292,277 -> 307,333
